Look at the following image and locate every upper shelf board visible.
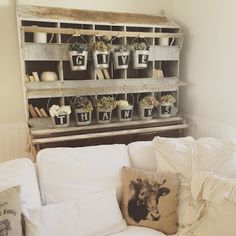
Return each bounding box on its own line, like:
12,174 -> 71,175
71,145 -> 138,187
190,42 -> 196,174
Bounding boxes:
17,5 -> 180,28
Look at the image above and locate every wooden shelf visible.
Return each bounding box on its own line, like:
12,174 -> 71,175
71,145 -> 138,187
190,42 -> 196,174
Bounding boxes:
17,5 -> 187,149
25,78 -> 183,98
23,43 -> 180,61
30,116 -> 188,145
22,25 -> 183,39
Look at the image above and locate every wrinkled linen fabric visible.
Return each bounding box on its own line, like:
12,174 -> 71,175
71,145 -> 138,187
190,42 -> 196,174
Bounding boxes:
152,136 -> 236,236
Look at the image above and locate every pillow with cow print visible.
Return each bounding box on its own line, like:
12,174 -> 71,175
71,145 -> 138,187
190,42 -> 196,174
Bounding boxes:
121,166 -> 179,235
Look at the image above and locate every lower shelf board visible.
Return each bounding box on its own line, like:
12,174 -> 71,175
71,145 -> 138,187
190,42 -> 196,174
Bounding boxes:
30,116 -> 188,145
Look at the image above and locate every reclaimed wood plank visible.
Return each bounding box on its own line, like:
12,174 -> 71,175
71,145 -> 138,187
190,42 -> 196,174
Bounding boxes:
25,78 -> 180,98
30,116 -> 185,136
17,5 -> 179,28
22,26 -> 183,38
23,43 -> 180,61
31,123 -> 188,144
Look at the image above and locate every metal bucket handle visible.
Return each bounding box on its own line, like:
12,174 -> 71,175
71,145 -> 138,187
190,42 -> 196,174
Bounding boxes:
47,96 -> 73,111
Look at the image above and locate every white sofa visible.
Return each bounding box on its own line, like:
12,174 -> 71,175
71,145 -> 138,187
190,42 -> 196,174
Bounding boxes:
1,137 -> 236,236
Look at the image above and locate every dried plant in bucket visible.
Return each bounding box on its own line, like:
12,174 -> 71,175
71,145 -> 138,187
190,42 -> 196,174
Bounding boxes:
68,35 -> 88,71
94,96 -> 116,124
159,94 -> 176,118
132,37 -> 150,69
73,96 -> 93,125
138,95 -> 159,120
49,105 -> 71,127
112,45 -> 129,70
116,97 -> 133,122
91,40 -> 112,69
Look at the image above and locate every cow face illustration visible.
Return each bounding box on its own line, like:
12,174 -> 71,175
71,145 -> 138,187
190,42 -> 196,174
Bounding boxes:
128,178 -> 170,223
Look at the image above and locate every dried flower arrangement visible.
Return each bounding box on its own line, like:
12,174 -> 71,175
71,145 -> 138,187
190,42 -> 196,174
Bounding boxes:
116,100 -> 131,109
49,105 -> 71,117
94,96 -> 116,111
132,41 -> 150,51
74,96 -> 93,112
91,40 -> 112,52
139,96 -> 159,107
160,94 -> 176,104
68,42 -> 88,53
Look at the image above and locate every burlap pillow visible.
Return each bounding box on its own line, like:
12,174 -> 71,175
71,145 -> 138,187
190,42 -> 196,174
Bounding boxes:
121,166 -> 179,235
0,186 -> 22,236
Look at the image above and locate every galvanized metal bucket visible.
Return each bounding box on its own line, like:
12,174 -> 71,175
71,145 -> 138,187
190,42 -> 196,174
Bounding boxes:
112,51 -> 129,70
74,108 -> 92,126
93,51 -> 110,69
159,103 -> 172,118
96,109 -> 112,124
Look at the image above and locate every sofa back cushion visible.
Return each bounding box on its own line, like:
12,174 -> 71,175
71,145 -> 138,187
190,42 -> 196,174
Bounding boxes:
0,158 -> 42,212
24,188 -> 127,236
128,141 -> 157,171
36,144 -> 131,204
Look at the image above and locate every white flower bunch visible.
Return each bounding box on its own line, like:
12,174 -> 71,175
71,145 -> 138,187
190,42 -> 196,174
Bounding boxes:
116,100 -> 130,109
49,105 -> 71,117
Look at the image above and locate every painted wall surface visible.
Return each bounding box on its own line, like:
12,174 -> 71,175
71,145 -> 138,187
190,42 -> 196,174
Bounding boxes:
173,0 -> 236,137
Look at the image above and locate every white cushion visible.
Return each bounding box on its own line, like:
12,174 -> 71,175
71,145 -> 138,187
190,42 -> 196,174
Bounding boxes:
0,158 -> 41,211
128,141 -> 157,171
24,188 -> 127,236
193,175 -> 236,236
113,226 -> 166,236
36,144 -> 131,204
153,136 -> 236,236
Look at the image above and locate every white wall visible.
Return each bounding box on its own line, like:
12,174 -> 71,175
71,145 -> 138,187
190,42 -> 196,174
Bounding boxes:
0,0 -> 172,161
173,0 -> 236,138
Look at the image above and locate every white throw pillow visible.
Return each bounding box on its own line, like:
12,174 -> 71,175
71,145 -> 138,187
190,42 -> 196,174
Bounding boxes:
128,141 -> 157,171
152,136 -> 197,230
0,158 -> 42,212
192,174 -> 236,236
24,188 -> 127,236
153,136 -> 236,236
37,145 -> 131,204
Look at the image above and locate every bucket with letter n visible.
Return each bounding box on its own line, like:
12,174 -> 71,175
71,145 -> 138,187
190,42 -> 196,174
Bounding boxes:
131,37 -> 150,69
68,35 -> 88,71
116,94 -> 134,122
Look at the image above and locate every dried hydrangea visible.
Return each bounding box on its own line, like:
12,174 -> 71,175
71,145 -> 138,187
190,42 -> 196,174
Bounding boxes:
160,95 -> 176,104
132,42 -> 150,51
68,42 -> 87,53
139,96 -> 159,107
74,96 -> 93,112
116,100 -> 130,109
49,105 -> 71,117
114,45 -> 129,52
91,41 -> 112,52
95,96 -> 116,111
